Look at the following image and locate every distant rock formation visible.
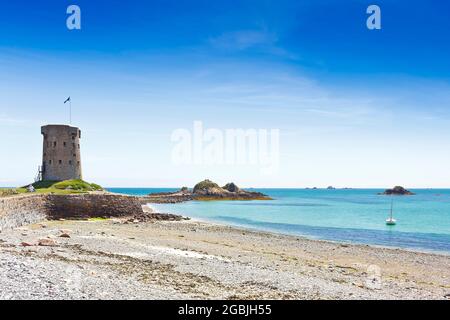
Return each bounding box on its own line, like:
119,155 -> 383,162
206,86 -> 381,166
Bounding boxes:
327,186 -> 335,190
140,189 -> 193,203
379,186 -> 415,195
143,179 -> 272,203
180,186 -> 189,193
193,179 -> 223,196
222,182 -> 240,193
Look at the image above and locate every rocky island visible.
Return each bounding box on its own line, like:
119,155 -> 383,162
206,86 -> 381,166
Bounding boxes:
379,186 -> 415,195
141,179 -> 272,203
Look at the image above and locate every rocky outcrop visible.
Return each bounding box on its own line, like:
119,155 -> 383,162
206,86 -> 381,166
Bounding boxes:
223,183 -> 240,193
140,188 -> 194,204
192,180 -> 271,200
144,179 -> 272,203
379,186 -> 415,195
193,179 -> 223,195
124,212 -> 189,222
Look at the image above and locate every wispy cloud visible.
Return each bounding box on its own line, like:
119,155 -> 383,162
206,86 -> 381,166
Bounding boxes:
207,29 -> 300,60
0,114 -> 27,126
209,29 -> 278,51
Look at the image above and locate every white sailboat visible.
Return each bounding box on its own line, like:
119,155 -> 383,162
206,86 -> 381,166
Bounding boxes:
386,199 -> 396,225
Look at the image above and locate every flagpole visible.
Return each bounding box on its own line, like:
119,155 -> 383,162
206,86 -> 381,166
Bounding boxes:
64,96 -> 72,125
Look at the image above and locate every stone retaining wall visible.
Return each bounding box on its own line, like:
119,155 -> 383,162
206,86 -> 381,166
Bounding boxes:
0,193 -> 143,230
0,195 -> 47,231
45,193 -> 143,219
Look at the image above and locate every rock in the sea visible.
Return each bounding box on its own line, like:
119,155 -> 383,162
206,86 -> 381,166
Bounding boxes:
59,233 -> 71,238
223,182 -> 240,192
380,186 -> 415,195
193,179 -> 223,195
145,179 -> 272,202
21,242 -> 34,247
193,179 -> 270,199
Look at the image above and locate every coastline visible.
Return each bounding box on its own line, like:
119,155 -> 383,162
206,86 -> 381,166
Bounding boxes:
148,203 -> 450,256
1,216 -> 449,299
187,216 -> 450,257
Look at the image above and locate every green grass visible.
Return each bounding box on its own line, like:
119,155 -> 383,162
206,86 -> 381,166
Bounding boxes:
0,179 -> 104,196
49,179 -> 103,191
87,217 -> 109,221
31,180 -> 60,189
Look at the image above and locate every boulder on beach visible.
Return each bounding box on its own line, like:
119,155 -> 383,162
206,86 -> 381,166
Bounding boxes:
379,186 -> 415,195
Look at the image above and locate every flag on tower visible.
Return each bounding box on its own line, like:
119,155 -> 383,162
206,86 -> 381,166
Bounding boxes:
64,96 -> 71,104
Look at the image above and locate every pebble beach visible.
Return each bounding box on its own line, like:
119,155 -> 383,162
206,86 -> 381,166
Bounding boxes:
0,216 -> 449,300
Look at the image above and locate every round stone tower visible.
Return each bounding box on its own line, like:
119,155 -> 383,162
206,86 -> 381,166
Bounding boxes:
41,125 -> 82,181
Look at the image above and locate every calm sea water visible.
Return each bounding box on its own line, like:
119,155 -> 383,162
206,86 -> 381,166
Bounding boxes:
107,188 -> 450,254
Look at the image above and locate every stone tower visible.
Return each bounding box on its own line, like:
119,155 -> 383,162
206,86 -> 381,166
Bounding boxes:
41,125 -> 82,181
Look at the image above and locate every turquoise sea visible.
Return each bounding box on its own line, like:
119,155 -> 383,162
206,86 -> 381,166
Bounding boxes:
107,188 -> 450,254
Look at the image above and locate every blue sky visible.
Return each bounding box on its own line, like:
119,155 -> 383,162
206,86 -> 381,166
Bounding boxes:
1,0 -> 450,187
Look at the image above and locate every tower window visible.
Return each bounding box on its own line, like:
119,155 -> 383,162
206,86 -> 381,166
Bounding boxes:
53,142 -> 57,147
63,142 -> 66,147
69,160 -> 72,165
59,160 -> 62,165
49,160 -> 52,165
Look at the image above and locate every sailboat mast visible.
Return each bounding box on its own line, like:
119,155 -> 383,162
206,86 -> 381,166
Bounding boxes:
390,198 -> 393,219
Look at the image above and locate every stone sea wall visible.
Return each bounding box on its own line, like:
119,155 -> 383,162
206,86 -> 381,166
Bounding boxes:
0,195 -> 47,231
0,193 -> 143,230
45,194 -> 143,219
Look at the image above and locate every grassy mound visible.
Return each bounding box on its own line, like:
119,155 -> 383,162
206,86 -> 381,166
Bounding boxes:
50,179 -> 103,191
24,179 -> 104,194
31,180 -> 60,189
2,180 -> 103,197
